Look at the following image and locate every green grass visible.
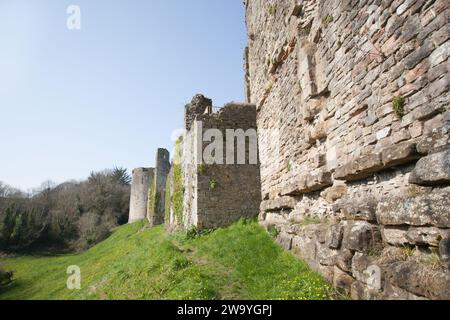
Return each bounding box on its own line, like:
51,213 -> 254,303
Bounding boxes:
0,220 -> 337,300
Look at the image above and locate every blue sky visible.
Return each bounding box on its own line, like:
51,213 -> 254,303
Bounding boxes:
0,0 -> 247,191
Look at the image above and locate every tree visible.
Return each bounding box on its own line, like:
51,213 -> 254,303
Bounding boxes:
111,167 -> 132,185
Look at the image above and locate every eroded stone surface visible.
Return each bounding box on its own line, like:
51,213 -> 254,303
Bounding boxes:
260,196 -> 297,212
377,187 -> 450,228
409,150 -> 450,185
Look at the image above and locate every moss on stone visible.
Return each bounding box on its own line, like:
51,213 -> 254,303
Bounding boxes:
165,175 -> 171,224
321,15 -> 333,27
392,96 -> 406,119
209,178 -> 218,190
148,176 -> 159,219
172,164 -> 184,224
171,137 -> 184,224
198,163 -> 206,175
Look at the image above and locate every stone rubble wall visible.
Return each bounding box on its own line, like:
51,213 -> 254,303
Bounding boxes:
245,0 -> 449,299
171,95 -> 262,230
128,168 -> 154,223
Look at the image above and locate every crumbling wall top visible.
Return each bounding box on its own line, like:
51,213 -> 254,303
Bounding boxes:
185,94 -> 213,131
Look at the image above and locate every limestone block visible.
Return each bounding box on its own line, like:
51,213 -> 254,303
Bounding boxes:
333,266 -> 354,294
406,227 -> 450,247
377,187 -> 450,228
281,170 -> 332,195
334,153 -> 383,182
417,129 -> 447,155
326,223 -> 344,250
264,212 -> 288,226
376,127 -> 391,141
297,44 -> 317,98
317,243 -> 339,266
409,150 -> 450,185
381,226 -> 409,246
382,282 -> 429,300
336,249 -> 354,273
384,260 -> 450,300
292,235 -> 316,266
342,221 -> 382,253
320,180 -> 348,203
337,196 -> 378,222
381,142 -> 420,167
351,252 -> 376,285
260,196 -> 297,212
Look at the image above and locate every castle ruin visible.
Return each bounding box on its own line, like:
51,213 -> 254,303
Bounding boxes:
128,148 -> 170,227
128,168 -> 154,223
165,95 -> 261,230
128,0 -> 449,300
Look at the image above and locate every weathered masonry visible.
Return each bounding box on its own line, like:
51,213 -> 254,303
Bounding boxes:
128,148 -> 170,226
147,148 -> 171,227
245,0 -> 449,299
165,95 -> 262,230
128,168 -> 154,223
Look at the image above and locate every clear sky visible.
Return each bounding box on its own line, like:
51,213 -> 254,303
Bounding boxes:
0,0 -> 247,191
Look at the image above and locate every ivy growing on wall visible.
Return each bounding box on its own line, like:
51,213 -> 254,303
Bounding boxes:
147,175 -> 159,220
166,138 -> 184,224
164,175 -> 171,224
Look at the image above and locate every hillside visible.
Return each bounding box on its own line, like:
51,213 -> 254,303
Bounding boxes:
0,220 -> 338,300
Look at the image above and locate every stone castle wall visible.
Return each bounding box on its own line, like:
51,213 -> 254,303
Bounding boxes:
128,168 -> 154,223
166,95 -> 262,230
147,148 -> 171,226
128,149 -> 170,226
245,0 -> 449,299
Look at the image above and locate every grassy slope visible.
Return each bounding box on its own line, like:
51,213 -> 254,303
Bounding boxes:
0,220 -> 337,300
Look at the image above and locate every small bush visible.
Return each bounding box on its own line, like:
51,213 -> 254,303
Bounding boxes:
401,245 -> 416,258
209,179 -> 218,190
267,225 -> 279,238
392,96 -> 405,119
0,267 -> 13,288
197,164 -> 206,175
322,15 -> 334,27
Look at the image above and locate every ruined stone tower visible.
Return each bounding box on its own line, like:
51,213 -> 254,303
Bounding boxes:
128,168 -> 154,223
147,148 -> 171,226
165,94 -> 261,230
245,0 -> 449,299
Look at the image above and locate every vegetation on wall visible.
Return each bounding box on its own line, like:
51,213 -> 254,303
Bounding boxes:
392,96 -> 406,119
165,176 -> 171,224
147,175 -> 159,220
321,15 -> 333,27
172,138 -> 184,224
